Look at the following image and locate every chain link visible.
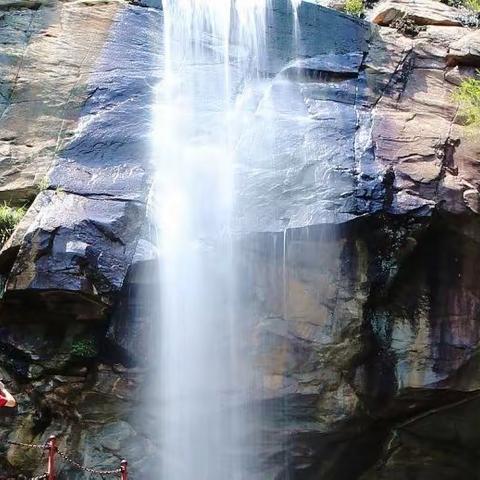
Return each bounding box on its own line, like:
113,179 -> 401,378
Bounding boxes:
57,449 -> 122,476
6,440 -> 48,450
7,441 -> 49,480
0,471 -> 48,480
7,439 -> 124,477
29,474 -> 48,480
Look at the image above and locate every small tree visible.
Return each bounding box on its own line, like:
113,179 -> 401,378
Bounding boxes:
344,0 -> 364,16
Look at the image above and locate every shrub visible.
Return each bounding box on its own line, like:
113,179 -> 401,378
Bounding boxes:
0,203 -> 26,244
344,0 -> 364,16
454,72 -> 480,129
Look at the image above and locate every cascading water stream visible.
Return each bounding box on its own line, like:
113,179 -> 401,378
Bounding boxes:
150,1 -> 302,478
291,0 -> 301,41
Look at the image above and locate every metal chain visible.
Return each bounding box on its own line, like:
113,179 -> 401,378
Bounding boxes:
7,439 -> 124,477
6,440 -> 48,450
2,471 -> 48,480
56,449 -> 122,476
7,440 -> 49,480
29,474 -> 48,480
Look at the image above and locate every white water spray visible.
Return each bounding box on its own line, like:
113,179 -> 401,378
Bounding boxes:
150,1 -> 302,479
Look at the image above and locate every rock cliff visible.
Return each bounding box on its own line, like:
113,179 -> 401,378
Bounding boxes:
0,0 -> 479,478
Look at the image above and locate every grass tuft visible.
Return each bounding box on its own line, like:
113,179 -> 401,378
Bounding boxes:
454,71 -> 480,129
36,176 -> 50,193
464,0 -> 480,11
0,203 -> 26,244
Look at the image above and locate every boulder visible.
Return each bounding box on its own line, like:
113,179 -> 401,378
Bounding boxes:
445,65 -> 477,86
0,191 -> 145,322
447,29 -> 480,67
371,0 -> 462,26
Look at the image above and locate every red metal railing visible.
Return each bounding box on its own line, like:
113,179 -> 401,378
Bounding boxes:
47,435 -> 55,480
121,460 -> 128,480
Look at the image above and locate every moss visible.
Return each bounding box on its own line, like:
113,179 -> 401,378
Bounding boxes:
71,337 -> 98,359
344,0 -> 364,16
0,203 -> 26,244
454,71 -> 480,129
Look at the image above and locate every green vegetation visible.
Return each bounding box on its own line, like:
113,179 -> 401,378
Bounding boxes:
0,203 -> 26,244
464,0 -> 480,11
454,72 -> 480,129
344,0 -> 364,16
36,176 -> 50,193
71,337 -> 98,359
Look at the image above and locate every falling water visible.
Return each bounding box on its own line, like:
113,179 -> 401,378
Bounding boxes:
150,1 -> 302,479
291,0 -> 301,41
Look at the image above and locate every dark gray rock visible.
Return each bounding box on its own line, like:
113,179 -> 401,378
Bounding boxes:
48,7 -> 163,201
264,0 -> 371,73
285,52 -> 365,76
235,80 -> 361,231
107,238 -> 158,365
1,191 -> 145,322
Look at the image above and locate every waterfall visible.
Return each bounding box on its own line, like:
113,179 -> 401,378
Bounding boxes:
150,1 -> 302,479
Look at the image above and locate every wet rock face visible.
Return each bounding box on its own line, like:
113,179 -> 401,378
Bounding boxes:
367,221 -> 480,394
238,0 -> 480,232
0,0 -> 479,479
241,213 -> 480,478
236,226 -> 367,478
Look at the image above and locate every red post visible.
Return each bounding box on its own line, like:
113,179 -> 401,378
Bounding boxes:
121,459 -> 128,480
47,435 -> 56,480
